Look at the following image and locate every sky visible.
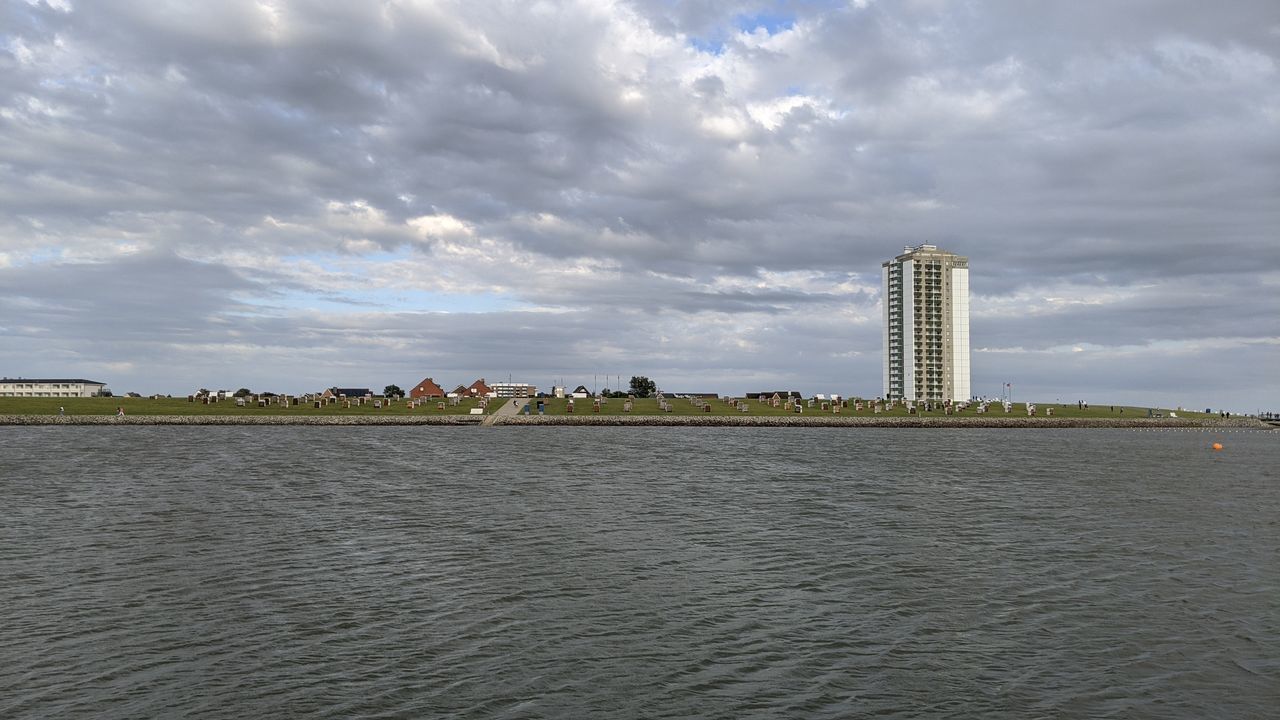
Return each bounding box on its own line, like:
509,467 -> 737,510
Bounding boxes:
1,0 -> 1277,411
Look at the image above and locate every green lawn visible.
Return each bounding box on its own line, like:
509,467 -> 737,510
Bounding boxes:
0,395 -> 1216,419
0,395 -> 505,416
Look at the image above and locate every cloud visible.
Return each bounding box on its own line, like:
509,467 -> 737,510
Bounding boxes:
1,0 -> 1277,410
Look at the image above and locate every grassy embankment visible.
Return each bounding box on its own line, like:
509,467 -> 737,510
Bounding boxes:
515,397 -> 1215,419
0,396 -> 1217,420
0,396 -> 504,416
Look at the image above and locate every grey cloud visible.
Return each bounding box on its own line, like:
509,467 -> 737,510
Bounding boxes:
972,343 -> 1278,413
1,0 -> 1277,409
0,252 -> 263,339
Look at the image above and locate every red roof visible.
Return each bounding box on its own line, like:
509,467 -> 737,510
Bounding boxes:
467,378 -> 492,396
410,377 -> 445,398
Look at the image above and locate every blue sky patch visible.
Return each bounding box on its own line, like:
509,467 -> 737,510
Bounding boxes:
733,11 -> 796,35
689,2 -> 801,54
689,36 -> 726,55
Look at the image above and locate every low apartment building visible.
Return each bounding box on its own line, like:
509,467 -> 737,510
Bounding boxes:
490,382 -> 536,398
0,378 -> 107,397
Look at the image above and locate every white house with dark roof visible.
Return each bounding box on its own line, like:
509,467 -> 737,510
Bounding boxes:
0,378 -> 107,397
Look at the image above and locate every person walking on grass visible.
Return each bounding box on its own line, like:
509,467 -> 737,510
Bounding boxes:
116,406 -> 125,417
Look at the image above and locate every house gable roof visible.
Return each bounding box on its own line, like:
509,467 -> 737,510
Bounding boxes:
411,377 -> 445,396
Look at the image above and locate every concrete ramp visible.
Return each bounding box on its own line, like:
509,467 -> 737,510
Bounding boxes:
482,397 -> 527,426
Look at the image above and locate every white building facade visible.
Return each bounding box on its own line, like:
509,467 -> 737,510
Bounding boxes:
0,378 -> 107,397
882,245 -> 970,403
489,382 -> 536,398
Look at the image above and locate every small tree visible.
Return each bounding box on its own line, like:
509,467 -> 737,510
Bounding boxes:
383,384 -> 404,398
233,388 -> 252,398
629,376 -> 656,398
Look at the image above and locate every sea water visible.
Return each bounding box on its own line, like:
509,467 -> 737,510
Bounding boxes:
1,426 -> 1277,718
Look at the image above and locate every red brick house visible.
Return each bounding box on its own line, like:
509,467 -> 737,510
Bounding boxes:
410,377 -> 445,399
467,378 -> 494,397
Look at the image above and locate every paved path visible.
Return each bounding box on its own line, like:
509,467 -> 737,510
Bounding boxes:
481,397 -> 528,426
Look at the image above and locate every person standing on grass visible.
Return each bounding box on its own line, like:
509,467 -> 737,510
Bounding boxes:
59,406 -> 65,416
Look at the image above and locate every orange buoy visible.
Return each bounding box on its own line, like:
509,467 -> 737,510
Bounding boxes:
1212,443 -> 1223,451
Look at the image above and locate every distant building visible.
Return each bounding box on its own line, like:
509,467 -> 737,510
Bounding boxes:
749,391 -> 801,401
323,387 -> 372,399
882,244 -> 970,403
570,385 -> 590,398
0,378 -> 107,398
410,377 -> 445,399
489,382 -> 536,398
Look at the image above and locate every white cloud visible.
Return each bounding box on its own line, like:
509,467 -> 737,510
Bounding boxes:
0,0 -> 1276,409
24,0 -> 72,12
407,213 -> 475,240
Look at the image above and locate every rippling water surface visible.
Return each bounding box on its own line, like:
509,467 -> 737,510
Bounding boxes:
2,427 -> 1278,718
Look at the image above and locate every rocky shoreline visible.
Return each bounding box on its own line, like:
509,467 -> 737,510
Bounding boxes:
492,415 -> 1270,429
2,414 -> 1268,429
0,414 -> 484,426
